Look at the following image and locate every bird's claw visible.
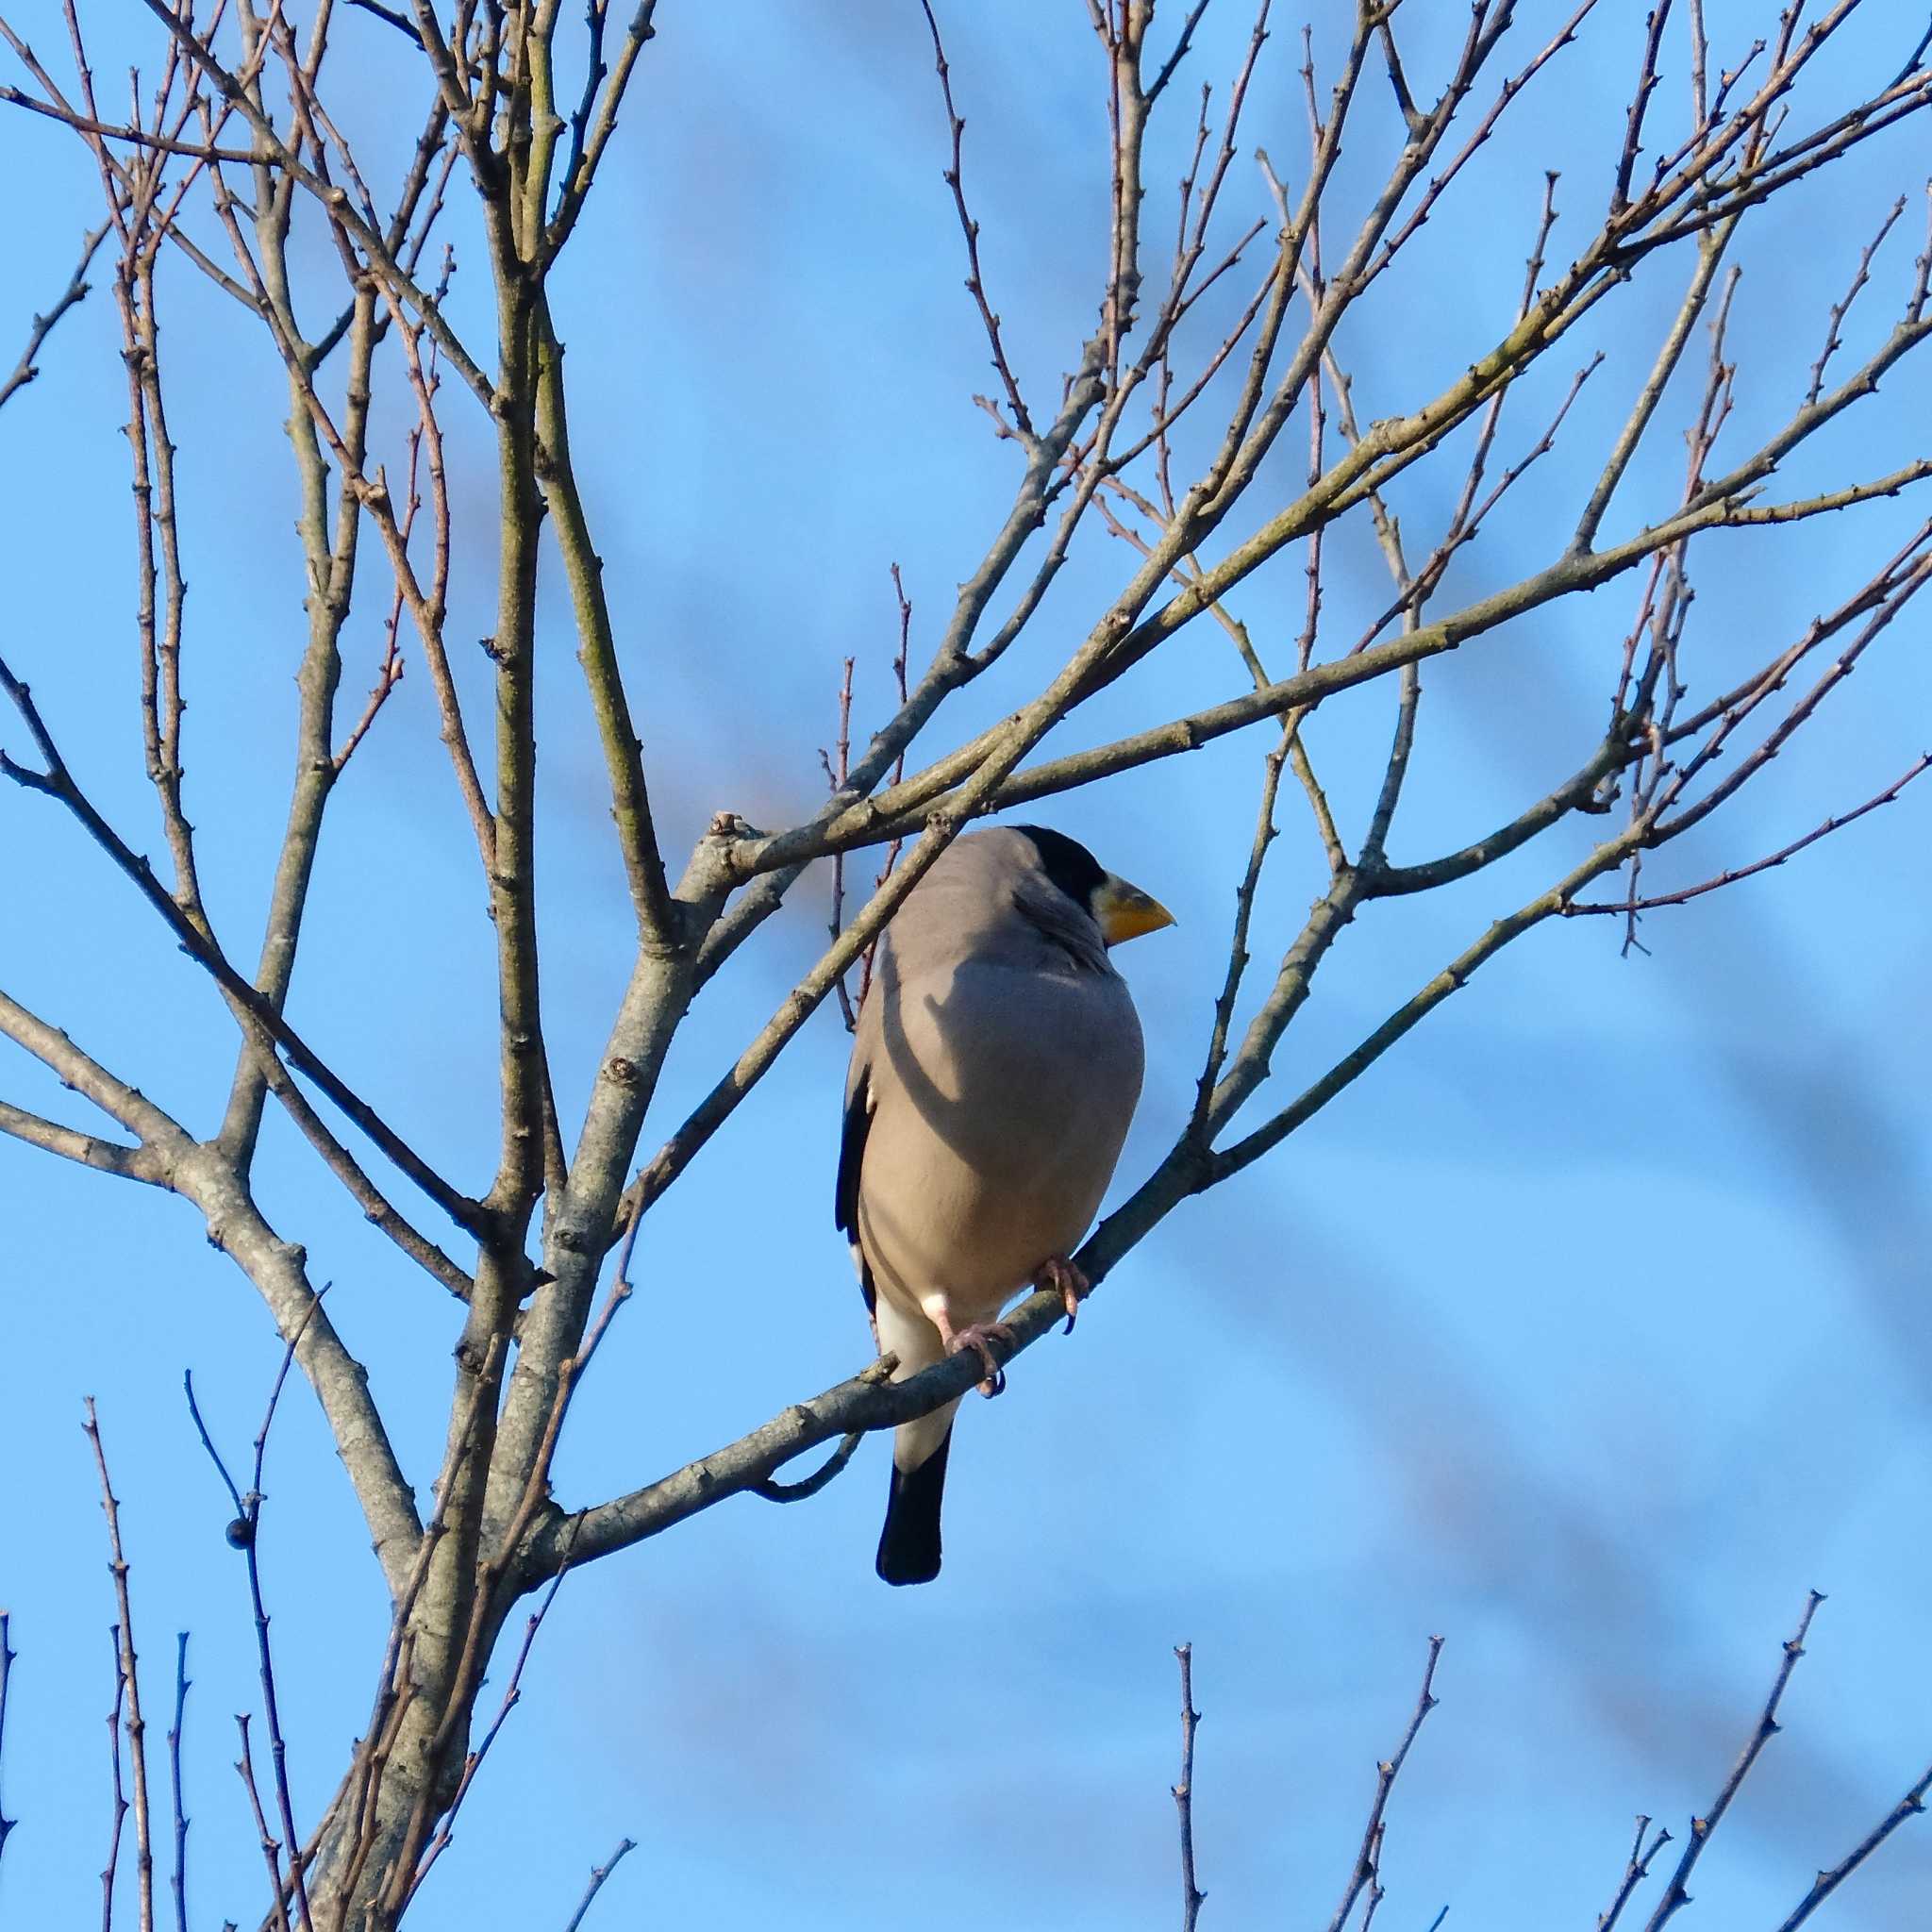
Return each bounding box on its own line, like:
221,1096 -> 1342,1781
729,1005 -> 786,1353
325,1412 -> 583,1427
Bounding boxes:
945,1321 -> 1016,1397
1034,1256 -> 1090,1335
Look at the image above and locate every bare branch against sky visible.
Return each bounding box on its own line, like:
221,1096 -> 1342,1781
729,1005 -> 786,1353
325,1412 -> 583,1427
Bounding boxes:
2,2 -> 1929,1925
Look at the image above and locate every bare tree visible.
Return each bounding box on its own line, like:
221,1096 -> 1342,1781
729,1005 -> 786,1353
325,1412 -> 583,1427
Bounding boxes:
1,2 -> 1928,1926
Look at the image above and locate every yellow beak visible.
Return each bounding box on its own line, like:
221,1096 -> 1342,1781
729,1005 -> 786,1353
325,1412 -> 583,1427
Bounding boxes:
1094,874 -> 1176,947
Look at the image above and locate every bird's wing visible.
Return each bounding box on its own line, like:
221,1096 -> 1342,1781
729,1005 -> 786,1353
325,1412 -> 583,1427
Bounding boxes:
837,1044 -> 877,1314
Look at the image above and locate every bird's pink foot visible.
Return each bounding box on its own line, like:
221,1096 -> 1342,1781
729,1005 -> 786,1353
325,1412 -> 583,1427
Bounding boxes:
938,1318 -> 1016,1397
1034,1256 -> 1091,1334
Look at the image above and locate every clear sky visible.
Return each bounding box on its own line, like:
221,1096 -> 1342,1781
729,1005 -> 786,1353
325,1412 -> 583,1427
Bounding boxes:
2,4 -> 1930,1928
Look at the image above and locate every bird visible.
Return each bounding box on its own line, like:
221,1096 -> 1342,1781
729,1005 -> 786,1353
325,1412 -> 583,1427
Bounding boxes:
836,823 -> 1174,1585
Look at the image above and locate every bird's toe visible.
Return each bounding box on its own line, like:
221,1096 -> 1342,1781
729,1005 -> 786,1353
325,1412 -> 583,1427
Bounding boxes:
944,1320 -> 1016,1397
1034,1255 -> 1091,1333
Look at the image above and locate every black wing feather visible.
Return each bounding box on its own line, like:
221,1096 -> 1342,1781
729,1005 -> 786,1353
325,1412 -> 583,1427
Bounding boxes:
836,1072 -> 876,1313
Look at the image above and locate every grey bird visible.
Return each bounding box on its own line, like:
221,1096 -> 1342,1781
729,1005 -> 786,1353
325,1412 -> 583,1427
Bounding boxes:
835,824 -> 1174,1585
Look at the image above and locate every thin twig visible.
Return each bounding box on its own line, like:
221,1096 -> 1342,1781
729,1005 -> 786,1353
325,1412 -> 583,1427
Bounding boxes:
234,1713 -> 288,1932
85,1400 -> 155,1932
545,2 -> 662,260
821,656 -> 858,1032
560,1837 -> 636,1932
1613,0 -> 1674,216
862,565 -> 914,1010
183,1292 -> 327,1932
167,1633 -> 190,1932
248,1316 -> 318,1932
1145,1 -> 1213,108
1569,753 -> 1932,918
1773,1759 -> 1932,1930
749,1429 -> 866,1503
344,0 -> 424,46
918,0 -> 1033,441
332,1340 -> 508,1914
1191,710 -> 1295,1139
0,1611 -> 14,1872
0,652 -> 488,1241
1174,1643 -> 1206,1931
0,83 -> 257,161
1639,1591 -> 1826,1931
333,396 -> 420,774
1599,1814 -> 1673,1932
1324,1637 -> 1443,1932
1806,192 -> 1908,404
103,1624 -> 128,1932
0,220 -> 109,412
405,1557 -> 576,1897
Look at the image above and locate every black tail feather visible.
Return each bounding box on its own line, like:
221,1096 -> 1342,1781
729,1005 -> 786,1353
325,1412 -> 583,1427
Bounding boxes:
875,1432 -> 952,1586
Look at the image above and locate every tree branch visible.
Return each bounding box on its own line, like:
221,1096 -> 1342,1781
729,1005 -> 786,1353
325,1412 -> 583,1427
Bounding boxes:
84,1399 -> 158,1932
0,1098 -> 170,1185
0,219 -> 108,412
129,0 -> 496,408
534,301 -> 675,944
0,985 -> 193,1155
1173,1642 -> 1206,1932
0,654 -> 490,1238
1640,1591 -> 1825,1930
1324,1636 -> 1443,1932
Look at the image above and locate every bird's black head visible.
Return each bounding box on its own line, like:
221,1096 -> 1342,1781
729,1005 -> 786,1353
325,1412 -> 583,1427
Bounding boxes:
1013,824 -> 1108,914
1009,824 -> 1174,950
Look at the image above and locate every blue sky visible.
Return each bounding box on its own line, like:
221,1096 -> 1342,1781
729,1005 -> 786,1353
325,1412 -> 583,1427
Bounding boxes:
3,3 -> 1930,1927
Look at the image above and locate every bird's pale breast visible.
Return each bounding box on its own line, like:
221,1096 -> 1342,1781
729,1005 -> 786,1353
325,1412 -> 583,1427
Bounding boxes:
858,954 -> 1143,1326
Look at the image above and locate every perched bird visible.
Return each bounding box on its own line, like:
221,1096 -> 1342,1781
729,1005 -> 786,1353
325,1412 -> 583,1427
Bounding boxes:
836,824 -> 1174,1585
